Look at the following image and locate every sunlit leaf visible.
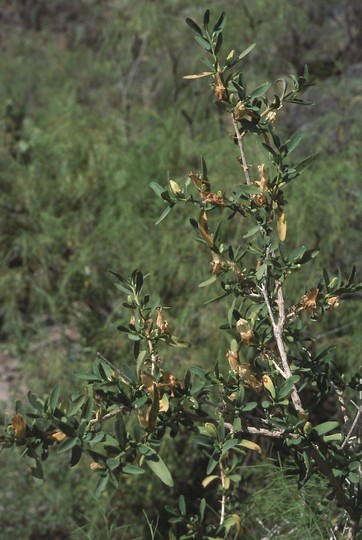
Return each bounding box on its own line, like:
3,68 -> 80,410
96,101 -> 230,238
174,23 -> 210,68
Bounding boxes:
277,210 -> 287,241
183,72 -> 213,79
238,439 -> 262,454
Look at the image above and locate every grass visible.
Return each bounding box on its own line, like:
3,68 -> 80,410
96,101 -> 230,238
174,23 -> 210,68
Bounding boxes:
0,2 -> 361,538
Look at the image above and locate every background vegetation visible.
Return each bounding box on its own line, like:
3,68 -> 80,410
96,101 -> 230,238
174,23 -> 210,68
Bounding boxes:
0,1 -> 361,538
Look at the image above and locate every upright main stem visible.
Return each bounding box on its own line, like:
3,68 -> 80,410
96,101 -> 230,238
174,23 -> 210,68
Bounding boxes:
232,117 -> 251,185
261,275 -> 304,413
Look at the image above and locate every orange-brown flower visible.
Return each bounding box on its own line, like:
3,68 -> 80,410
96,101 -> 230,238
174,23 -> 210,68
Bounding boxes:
327,296 -> 340,310
301,288 -> 319,312
50,430 -> 66,442
226,349 -> 239,371
11,413 -> 26,440
236,318 -> 254,346
156,307 -> 169,334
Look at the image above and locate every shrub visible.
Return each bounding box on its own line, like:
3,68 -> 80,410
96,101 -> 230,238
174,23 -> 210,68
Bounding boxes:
1,9 -> 361,540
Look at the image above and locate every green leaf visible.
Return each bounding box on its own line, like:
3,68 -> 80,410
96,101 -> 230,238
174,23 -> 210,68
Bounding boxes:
295,152 -> 319,173
190,365 -> 207,379
207,453 -> 220,474
28,456 -> 44,481
217,417 -> 225,441
148,384 -> 160,430
28,391 -> 44,412
70,445 -> 82,467
256,263 -> 266,281
81,395 -> 93,420
94,471 -> 110,497
155,204 -> 173,225
236,386 -> 245,407
323,433 -> 342,443
241,401 -> 257,412
106,458 -> 120,471
57,437 -> 78,454
297,248 -> 319,265
150,181 -> 167,197
133,423 -> 145,443
243,225 -> 260,239
261,143 -> 278,159
49,383 -> 61,411
348,461 -> 360,471
283,130 -> 304,155
199,274 -> 218,287
238,43 -> 256,61
249,82 -> 272,99
213,12 -> 227,34
179,494 -> 186,516
204,422 -> 217,438
136,350 -> 147,378
346,265 -> 357,287
199,498 -> 206,522
348,472 -> 360,484
291,246 -> 307,262
277,376 -> 299,400
222,438 -> 239,454
123,463 -> 145,475
201,56 -> 215,71
203,10 -> 210,28
115,414 -> 127,449
312,421 -> 340,437
238,439 -> 262,454
194,34 -> 212,52
145,454 -> 174,487
185,17 -> 203,36
67,393 -> 86,416
200,156 -> 208,180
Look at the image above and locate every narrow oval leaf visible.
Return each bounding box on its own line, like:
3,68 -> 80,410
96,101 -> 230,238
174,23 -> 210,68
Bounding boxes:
202,475 -> 219,488
194,34 -> 212,52
199,274 -> 218,288
123,463 -> 145,475
155,205 -> 173,225
213,12 -> 227,34
238,439 -> 262,454
57,437 -> 78,454
185,17 -> 203,36
249,82 -> 272,99
312,421 -> 340,436
238,43 -> 256,61
49,383 -> 61,411
262,375 -> 276,399
284,130 -> 303,155
145,455 -> 174,487
150,181 -> 167,197
94,471 -> 109,498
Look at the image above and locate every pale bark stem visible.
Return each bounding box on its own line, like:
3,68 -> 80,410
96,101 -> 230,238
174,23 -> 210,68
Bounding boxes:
232,116 -> 252,185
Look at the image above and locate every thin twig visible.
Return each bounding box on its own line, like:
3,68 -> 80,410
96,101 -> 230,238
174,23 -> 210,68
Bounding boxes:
232,116 -> 252,185
331,382 -> 351,435
225,422 -> 298,440
89,407 -> 126,425
241,426 -> 290,438
219,461 -> 226,526
341,404 -> 362,450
